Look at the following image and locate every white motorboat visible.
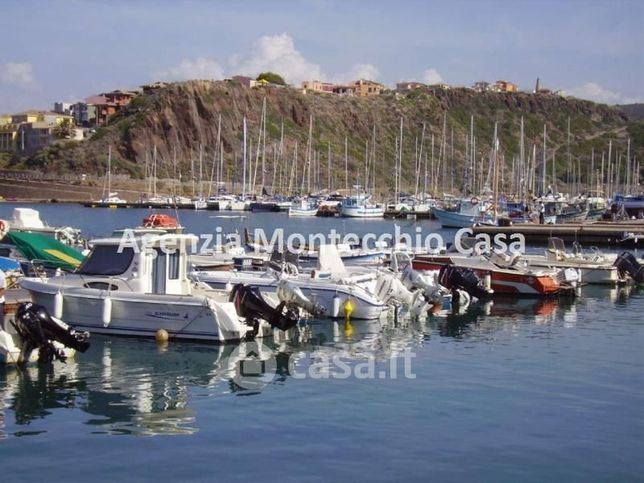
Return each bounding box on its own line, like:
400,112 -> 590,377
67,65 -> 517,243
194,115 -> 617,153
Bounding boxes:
522,238 -> 625,285
20,233 -> 297,342
192,197 -> 208,210
288,199 -> 318,217
298,243 -> 386,267
229,198 -> 252,211
1,207 -> 85,248
340,194 -> 384,218
193,245 -> 387,320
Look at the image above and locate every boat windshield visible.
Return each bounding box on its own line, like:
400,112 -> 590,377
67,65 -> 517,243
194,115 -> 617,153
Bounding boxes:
77,245 -> 134,275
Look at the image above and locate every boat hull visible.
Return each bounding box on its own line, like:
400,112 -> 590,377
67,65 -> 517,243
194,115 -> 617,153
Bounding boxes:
432,207 -> 478,228
20,280 -> 256,342
195,273 -> 385,320
288,208 -> 318,216
340,207 -> 384,218
412,257 -> 561,295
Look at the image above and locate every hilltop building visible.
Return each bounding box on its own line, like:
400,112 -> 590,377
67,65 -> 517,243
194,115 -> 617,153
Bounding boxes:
352,79 -> 384,97
0,124 -> 20,152
493,80 -> 519,93
302,80 -> 336,93
0,110 -> 77,153
396,81 -> 427,92
54,102 -> 73,115
333,84 -> 355,95
83,95 -> 118,127
102,89 -> 139,106
472,81 -> 491,92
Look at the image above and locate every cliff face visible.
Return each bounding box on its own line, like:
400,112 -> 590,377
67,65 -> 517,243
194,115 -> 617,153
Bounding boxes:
21,80 -> 641,192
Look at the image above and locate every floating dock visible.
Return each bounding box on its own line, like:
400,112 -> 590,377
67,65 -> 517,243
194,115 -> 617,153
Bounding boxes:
471,221 -> 644,246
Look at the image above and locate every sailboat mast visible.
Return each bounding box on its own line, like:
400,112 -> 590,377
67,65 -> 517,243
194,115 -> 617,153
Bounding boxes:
198,144 -> 203,198
542,124 -> 547,196
153,145 -> 158,197
242,116 -> 247,199
107,145 -> 112,197
397,116 -> 403,204
327,142 -> 331,192
344,137 -> 348,193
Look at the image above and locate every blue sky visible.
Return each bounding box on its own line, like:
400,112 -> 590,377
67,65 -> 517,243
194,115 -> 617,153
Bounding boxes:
1,0 -> 642,112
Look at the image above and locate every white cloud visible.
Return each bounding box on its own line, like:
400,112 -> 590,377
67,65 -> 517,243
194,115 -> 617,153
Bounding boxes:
156,57 -> 225,81
235,33 -> 324,84
333,63 -> 380,83
154,34 -> 383,87
0,62 -> 37,88
421,68 -> 443,85
564,82 -> 637,104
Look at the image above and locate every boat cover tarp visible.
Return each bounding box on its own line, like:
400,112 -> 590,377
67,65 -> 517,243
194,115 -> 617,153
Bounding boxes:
5,231 -> 85,271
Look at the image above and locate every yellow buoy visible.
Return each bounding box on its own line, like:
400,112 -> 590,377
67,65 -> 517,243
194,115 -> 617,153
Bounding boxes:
343,298 -> 355,322
155,329 -> 169,343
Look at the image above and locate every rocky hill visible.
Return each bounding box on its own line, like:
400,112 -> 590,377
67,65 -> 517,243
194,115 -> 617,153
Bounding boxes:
13,80 -> 643,195
618,103 -> 644,121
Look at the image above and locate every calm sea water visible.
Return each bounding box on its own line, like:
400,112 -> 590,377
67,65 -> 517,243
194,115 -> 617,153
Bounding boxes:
0,203 -> 643,482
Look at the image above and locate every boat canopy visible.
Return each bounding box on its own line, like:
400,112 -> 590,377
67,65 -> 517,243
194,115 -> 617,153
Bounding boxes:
5,231 -> 85,271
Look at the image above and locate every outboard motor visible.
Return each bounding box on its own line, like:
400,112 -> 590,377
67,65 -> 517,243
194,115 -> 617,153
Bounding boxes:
276,280 -> 326,317
400,265 -> 445,304
230,284 -> 299,334
375,271 -> 428,317
438,265 -> 492,300
267,250 -> 299,275
614,251 -> 644,284
11,302 -> 90,365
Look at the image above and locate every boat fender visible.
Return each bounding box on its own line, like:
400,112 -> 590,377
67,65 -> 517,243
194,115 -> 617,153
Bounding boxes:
53,291 -> 64,319
332,294 -> 340,318
484,273 -> 492,291
0,219 -> 8,237
102,295 -> 112,327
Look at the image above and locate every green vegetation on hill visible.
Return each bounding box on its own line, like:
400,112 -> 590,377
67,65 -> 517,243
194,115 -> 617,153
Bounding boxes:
256,72 -> 286,86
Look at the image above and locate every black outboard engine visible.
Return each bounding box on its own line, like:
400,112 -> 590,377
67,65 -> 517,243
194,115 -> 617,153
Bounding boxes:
11,302 -> 90,364
438,265 -> 491,300
230,284 -> 299,336
614,251 -> 644,284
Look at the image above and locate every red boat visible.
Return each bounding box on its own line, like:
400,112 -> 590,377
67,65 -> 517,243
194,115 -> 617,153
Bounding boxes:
412,252 -> 570,296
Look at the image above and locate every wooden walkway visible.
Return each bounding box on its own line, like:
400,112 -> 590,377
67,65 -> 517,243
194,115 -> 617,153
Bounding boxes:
471,221 -> 644,246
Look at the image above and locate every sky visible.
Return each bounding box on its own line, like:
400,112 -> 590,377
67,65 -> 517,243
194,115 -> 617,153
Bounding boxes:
1,0 -> 643,112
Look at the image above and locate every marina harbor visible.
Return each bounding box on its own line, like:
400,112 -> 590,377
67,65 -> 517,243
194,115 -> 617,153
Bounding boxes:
1,1 -> 643,481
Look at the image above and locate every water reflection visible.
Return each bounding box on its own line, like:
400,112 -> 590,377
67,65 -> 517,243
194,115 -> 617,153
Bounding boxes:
431,284 -> 638,338
0,284 -> 638,438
